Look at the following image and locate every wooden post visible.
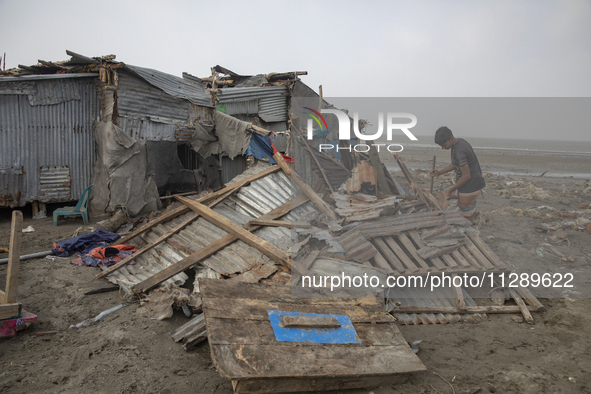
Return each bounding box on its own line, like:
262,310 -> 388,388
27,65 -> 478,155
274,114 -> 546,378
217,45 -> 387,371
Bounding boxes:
5,211 -> 23,303
273,152 -> 338,221
430,156 -> 436,194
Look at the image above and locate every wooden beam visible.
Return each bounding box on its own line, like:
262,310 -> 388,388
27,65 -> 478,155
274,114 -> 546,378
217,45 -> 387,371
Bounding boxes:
100,185 -> 238,278
176,196 -> 290,266
114,165 -> 280,245
393,153 -> 441,211
0,303 -> 22,320
248,219 -> 311,228
5,211 -> 23,304
390,305 -> 533,314
131,194 -> 309,294
509,288 -> 534,324
273,152 -> 338,221
452,275 -> 466,311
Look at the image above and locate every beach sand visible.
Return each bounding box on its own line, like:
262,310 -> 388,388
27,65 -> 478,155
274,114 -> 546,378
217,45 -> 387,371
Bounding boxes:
1,150 -> 591,393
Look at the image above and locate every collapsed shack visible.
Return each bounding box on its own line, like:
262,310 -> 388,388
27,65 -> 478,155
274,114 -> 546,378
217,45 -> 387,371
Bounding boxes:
0,52 -> 308,219
3,53 -> 546,391
88,135 -> 543,391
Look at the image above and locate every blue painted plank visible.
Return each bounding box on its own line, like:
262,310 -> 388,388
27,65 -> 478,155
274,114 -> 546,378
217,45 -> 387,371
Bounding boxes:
267,310 -> 361,344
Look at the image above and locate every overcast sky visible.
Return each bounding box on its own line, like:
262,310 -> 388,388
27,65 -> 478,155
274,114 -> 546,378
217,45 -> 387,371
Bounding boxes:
1,0 -> 590,140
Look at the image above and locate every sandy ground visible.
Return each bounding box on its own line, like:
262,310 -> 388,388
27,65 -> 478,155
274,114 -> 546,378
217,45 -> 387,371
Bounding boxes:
1,150 -> 591,394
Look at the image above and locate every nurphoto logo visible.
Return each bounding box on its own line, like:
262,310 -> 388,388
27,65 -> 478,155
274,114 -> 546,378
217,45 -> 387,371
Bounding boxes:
304,107 -> 418,153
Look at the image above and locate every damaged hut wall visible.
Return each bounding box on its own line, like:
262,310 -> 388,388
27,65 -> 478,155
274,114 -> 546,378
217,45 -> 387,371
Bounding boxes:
112,71 -> 223,196
89,121 -> 160,217
0,77 -> 99,207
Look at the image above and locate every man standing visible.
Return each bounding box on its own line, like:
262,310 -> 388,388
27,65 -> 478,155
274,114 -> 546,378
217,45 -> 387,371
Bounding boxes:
429,126 -> 485,220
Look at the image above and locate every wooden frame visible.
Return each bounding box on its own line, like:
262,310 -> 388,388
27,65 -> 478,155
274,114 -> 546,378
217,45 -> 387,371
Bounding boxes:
0,211 -> 23,320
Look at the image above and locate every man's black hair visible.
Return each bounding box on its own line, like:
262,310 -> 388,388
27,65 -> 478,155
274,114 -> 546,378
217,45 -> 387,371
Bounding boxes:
434,126 -> 454,145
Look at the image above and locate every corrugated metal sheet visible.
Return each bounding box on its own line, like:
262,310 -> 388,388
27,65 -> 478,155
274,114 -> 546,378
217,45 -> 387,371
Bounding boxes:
39,166 -> 71,202
104,164 -> 319,294
222,100 -> 259,116
0,73 -> 99,82
386,285 -> 487,325
118,116 -> 178,141
117,72 -> 191,122
221,155 -> 247,184
27,78 -> 81,106
218,86 -> 288,122
0,79 -> 99,207
125,64 -> 212,107
259,96 -> 288,122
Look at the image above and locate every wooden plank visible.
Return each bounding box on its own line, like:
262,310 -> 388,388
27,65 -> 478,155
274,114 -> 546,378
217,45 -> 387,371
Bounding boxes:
452,275 -> 466,311
466,232 -> 508,269
282,316 -> 340,328
131,195 -> 309,293
372,252 -> 395,273
407,230 -> 447,271
451,249 -> 471,268
83,284 -> 119,295
463,237 -> 496,270
397,233 -> 431,272
5,210 -> 23,304
273,152 -> 338,221
202,297 -> 394,323
392,153 -> 432,209
0,303 -> 22,320
199,278 -> 381,309
373,238 -> 405,273
459,246 -> 483,270
170,313 -> 206,343
97,213 -> 198,278
232,374 -> 409,394
211,343 -> 424,379
205,317 -> 405,346
248,219 -> 311,228
440,253 -> 460,269
176,196 -> 290,267
509,288 -> 534,324
515,286 -> 544,311
114,165 -> 281,245
390,305 -> 531,314
384,236 -> 421,273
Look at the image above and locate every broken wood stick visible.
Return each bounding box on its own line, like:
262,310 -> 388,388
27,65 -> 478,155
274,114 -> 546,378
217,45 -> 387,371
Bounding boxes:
4,211 -> 23,304
130,194 -> 309,294
509,288 -> 534,324
273,152 -> 338,221
114,165 -> 281,246
389,305 -> 536,314
539,168 -> 550,177
430,156 -> 436,193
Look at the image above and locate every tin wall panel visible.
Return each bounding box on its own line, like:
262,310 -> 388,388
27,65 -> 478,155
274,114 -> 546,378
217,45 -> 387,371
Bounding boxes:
0,79 -> 99,207
116,72 -> 190,122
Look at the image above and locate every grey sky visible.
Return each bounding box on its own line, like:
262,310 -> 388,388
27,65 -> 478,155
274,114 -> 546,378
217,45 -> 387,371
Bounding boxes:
1,0 -> 590,140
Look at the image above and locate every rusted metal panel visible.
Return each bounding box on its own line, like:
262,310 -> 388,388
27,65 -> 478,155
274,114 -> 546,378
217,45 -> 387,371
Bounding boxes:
0,79 -> 99,207
345,160 -> 377,193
